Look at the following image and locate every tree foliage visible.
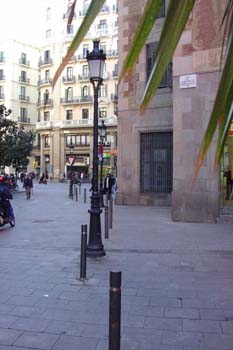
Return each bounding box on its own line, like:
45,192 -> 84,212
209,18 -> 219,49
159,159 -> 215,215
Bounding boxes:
0,104 -> 35,169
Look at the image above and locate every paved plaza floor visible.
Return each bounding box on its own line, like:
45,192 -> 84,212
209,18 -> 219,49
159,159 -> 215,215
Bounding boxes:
0,182 -> 233,349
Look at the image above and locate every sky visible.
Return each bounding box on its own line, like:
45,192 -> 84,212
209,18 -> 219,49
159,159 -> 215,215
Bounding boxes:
0,0 -> 46,44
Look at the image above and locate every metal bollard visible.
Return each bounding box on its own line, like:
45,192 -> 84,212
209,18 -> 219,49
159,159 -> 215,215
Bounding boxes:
75,186 -> 78,201
109,196 -> 113,229
84,188 -> 87,203
109,271 -> 121,350
79,183 -> 81,195
80,224 -> 87,280
105,202 -> 109,239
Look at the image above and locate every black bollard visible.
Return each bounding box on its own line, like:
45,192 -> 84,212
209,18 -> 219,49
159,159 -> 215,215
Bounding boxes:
109,195 -> 113,229
105,203 -> 109,239
109,271 -> 121,350
84,188 -> 87,203
80,224 -> 87,280
79,183 -> 81,195
75,186 -> 78,201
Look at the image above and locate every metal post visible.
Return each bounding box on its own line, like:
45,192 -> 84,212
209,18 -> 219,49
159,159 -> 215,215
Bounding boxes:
109,271 -> 121,350
109,195 -> 113,229
86,82 -> 105,257
75,185 -> 78,201
105,202 -> 109,239
84,188 -> 87,203
80,224 -> 87,280
79,183 -> 81,195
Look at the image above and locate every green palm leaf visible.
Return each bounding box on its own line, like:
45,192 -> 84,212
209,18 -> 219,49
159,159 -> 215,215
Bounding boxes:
140,0 -> 196,113
193,19 -> 233,179
118,0 -> 164,82
52,0 -> 105,89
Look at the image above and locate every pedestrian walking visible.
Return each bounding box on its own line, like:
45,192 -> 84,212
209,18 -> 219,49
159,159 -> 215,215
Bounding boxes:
23,174 -> 33,200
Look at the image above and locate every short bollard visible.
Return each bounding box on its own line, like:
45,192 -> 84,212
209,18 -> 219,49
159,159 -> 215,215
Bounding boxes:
75,186 -> 78,201
80,224 -> 87,280
109,271 -> 121,350
84,188 -> 87,203
105,203 -> 109,239
109,196 -> 113,229
79,183 -> 81,195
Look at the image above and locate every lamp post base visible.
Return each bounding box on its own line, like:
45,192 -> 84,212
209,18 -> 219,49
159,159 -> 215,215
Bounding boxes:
86,206 -> 106,258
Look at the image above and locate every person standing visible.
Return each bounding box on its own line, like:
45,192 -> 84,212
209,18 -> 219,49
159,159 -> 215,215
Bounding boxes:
23,174 -> 33,200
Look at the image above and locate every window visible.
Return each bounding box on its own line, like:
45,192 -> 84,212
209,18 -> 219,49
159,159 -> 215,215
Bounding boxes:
67,67 -> 73,80
140,132 -> 173,193
0,69 -> 4,80
21,70 -> 26,82
21,53 -> 27,64
146,42 -> 172,87
66,87 -> 73,101
99,107 -> 107,119
82,109 -> 89,119
83,44 -> 89,58
100,42 -> 106,53
44,89 -> 49,103
45,70 -> 50,80
82,85 -> 89,97
66,109 -> 73,120
20,86 -> 26,98
66,135 -> 75,146
98,19 -> 107,29
44,136 -> 50,147
67,24 -> 73,34
44,50 -> 50,63
46,7 -> 51,20
46,30 -> 52,39
0,86 -> 4,98
83,65 -> 89,77
20,107 -> 27,119
99,84 -> 107,97
44,111 -> 50,121
0,51 -> 4,62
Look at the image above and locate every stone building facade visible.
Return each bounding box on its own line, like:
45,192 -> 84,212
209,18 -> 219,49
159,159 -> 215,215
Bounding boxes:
116,0 -> 230,222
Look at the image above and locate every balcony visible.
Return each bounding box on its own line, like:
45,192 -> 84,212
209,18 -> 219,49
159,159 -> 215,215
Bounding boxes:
96,28 -> 109,37
69,55 -> 77,63
19,59 -> 30,66
63,12 -> 76,19
106,50 -> 118,57
19,77 -> 30,84
19,95 -> 30,102
18,117 -> 30,124
100,5 -> 110,13
79,9 -> 88,16
60,96 -> 92,105
37,78 -> 52,87
0,57 -> 5,63
62,76 -> 76,83
36,121 -> 52,129
38,58 -> 53,67
78,74 -> 89,81
0,75 -> 5,81
36,99 -> 53,108
0,94 -> 5,100
60,119 -> 92,128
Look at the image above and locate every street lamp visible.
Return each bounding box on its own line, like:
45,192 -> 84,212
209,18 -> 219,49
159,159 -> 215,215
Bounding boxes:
69,140 -> 75,198
99,120 -> 106,208
86,40 -> 106,258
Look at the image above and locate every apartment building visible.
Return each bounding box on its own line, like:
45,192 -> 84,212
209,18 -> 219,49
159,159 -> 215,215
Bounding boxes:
0,39 -> 39,171
36,0 -> 118,180
117,0 -> 231,222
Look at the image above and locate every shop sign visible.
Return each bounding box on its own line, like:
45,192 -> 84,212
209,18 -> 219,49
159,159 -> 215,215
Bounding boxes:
179,74 -> 197,89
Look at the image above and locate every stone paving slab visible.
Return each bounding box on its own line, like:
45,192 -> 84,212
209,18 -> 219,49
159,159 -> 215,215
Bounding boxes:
0,182 -> 232,349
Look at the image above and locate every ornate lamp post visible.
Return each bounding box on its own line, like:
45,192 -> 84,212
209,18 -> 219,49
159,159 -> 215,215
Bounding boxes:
99,120 -> 106,208
86,40 -> 106,258
69,140 -> 75,198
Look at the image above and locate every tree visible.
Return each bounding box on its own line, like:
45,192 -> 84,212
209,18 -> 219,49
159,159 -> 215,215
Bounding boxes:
0,104 -> 35,169
53,0 -> 233,180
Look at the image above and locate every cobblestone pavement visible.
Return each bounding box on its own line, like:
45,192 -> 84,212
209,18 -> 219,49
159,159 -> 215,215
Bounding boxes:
0,182 -> 233,350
